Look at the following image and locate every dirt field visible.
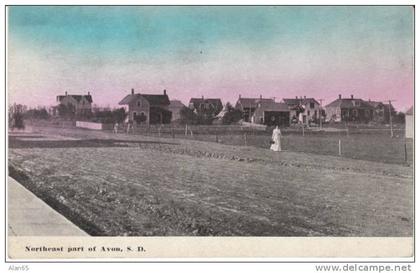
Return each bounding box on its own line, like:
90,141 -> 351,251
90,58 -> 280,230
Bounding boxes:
8,126 -> 413,236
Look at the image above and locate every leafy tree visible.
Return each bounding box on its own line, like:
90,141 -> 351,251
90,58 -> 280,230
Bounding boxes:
9,104 -> 26,129
57,104 -> 75,119
196,113 -> 214,125
179,106 -> 198,125
90,108 -> 127,124
112,108 -> 127,124
394,112 -> 406,124
12,112 -> 25,129
25,108 -> 50,120
222,102 -> 243,125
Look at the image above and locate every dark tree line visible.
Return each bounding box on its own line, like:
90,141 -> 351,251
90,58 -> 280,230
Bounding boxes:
9,104 -> 26,129
179,102 -> 242,125
90,108 -> 127,124
24,108 -> 49,120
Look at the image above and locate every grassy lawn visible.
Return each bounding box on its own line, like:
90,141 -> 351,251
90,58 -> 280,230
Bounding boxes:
8,127 -> 413,236
155,132 -> 412,165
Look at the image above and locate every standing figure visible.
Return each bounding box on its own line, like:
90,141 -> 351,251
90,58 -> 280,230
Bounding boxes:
113,122 -> 119,134
126,120 -> 132,134
270,125 -> 282,152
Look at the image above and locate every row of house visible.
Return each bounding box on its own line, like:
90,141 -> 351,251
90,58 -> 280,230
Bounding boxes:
55,89 -> 399,127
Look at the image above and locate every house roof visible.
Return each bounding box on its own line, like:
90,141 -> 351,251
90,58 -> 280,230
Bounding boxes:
57,95 -> 93,103
119,93 -> 170,106
283,98 -> 320,106
168,100 -> 185,109
257,101 -> 290,112
189,98 -> 223,110
236,97 -> 275,108
367,101 -> 384,108
406,106 -> 414,115
368,101 -> 396,112
325,98 -> 374,109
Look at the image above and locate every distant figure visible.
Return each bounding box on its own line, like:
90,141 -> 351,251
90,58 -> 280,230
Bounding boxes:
126,121 -> 132,134
113,122 -> 119,134
270,126 -> 282,152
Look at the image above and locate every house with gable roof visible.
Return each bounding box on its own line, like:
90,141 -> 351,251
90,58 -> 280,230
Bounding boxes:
56,91 -> 93,117
325,94 -> 374,123
283,96 -> 321,124
188,96 -> 223,120
118,88 -> 171,125
235,95 -> 275,122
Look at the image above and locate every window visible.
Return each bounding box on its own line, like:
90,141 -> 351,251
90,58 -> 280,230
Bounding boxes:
307,110 -> 310,116
310,102 -> 315,109
137,100 -> 141,107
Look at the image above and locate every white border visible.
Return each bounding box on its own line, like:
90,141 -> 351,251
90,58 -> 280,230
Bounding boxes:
1,1 -> 417,272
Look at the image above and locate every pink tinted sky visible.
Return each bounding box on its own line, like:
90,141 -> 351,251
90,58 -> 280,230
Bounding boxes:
8,6 -> 414,111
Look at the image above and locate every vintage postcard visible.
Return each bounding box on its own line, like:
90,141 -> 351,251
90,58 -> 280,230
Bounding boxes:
6,5 -> 414,260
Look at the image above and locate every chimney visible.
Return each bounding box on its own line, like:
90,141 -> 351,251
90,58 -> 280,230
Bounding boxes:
163,89 -> 167,95
131,88 -> 134,95
201,95 -> 204,100
260,94 -> 262,99
295,96 -> 298,99
65,91 -> 68,96
351,94 -> 354,99
239,94 -> 241,99
339,94 -> 342,99
88,91 -> 90,96
304,95 -> 306,99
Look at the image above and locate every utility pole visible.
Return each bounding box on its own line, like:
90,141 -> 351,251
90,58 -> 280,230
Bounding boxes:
318,98 -> 324,129
382,100 -> 396,138
389,100 -> 393,138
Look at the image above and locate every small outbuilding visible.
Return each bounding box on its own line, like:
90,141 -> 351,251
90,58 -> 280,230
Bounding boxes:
251,101 -> 290,127
168,100 -> 185,122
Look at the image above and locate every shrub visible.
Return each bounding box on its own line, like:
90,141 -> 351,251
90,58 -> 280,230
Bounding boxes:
222,103 -> 242,125
179,106 -> 198,125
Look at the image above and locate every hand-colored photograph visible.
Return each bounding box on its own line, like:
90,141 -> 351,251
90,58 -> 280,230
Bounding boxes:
6,5 -> 414,259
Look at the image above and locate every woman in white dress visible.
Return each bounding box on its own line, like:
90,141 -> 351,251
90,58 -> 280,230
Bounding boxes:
270,126 -> 282,151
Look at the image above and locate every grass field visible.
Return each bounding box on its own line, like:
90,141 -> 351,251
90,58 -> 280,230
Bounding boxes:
189,133 -> 412,165
8,126 -> 413,236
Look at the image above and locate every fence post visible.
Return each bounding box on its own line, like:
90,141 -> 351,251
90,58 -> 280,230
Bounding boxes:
404,142 -> 408,163
338,139 -> 342,156
158,127 -> 161,138
215,133 -> 218,143
244,133 -> 248,146
185,124 -> 188,136
171,128 -> 175,138
302,123 -> 305,136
